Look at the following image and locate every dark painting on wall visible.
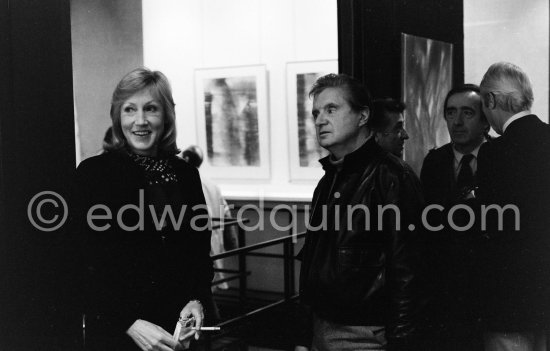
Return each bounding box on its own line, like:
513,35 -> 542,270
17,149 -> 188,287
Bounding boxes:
195,65 -> 270,180
401,33 -> 453,175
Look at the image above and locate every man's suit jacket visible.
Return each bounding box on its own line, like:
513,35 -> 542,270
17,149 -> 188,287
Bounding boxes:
420,143 -> 458,207
420,143 -> 481,332
477,114 -> 550,330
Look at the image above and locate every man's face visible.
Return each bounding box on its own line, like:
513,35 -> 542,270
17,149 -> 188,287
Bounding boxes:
312,87 -> 367,159
444,91 -> 488,149
376,112 -> 408,158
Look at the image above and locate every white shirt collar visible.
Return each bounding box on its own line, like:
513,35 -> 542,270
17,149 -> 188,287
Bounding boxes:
452,142 -> 484,178
502,110 -> 531,133
452,142 -> 483,162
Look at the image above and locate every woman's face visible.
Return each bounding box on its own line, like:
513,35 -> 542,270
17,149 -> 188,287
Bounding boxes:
120,89 -> 165,156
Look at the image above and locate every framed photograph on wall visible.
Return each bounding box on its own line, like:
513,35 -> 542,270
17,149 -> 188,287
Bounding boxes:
286,60 -> 337,181
401,33 -> 453,176
194,65 -> 270,180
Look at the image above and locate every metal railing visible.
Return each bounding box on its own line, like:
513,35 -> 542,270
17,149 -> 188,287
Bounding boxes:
208,216 -> 306,346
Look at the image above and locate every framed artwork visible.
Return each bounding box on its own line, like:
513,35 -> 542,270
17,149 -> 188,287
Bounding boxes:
401,33 -> 452,176
286,60 -> 337,181
194,65 -> 270,180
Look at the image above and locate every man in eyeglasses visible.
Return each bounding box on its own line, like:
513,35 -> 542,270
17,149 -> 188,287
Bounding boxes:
419,84 -> 490,351
369,98 -> 409,158
477,62 -> 550,351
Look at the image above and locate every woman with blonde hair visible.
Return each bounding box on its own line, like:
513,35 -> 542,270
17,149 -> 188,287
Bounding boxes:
72,67 -> 213,350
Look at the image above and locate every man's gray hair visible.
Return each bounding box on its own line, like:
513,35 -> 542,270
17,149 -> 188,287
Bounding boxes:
480,62 -> 534,113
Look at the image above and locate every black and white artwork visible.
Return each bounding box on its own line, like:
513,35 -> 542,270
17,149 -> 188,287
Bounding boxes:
401,33 -> 453,174
203,76 -> 259,167
195,65 -> 270,179
401,33 -> 453,176
286,60 -> 337,181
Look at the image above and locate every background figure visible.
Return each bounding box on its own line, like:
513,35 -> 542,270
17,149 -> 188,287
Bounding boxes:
478,62 -> 550,351
182,145 -> 239,292
72,68 -> 213,350
368,97 -> 409,158
299,74 -> 425,350
419,84 -> 489,351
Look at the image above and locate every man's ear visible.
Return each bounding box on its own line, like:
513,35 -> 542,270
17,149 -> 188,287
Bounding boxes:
358,107 -> 370,127
485,92 -> 496,109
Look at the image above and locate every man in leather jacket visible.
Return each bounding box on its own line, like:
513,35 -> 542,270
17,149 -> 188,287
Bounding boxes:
299,74 -> 425,351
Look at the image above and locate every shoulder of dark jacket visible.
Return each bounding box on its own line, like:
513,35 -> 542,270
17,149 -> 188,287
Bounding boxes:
375,150 -> 421,185
504,114 -> 548,138
424,142 -> 453,160
76,150 -> 132,171
479,134 -> 502,157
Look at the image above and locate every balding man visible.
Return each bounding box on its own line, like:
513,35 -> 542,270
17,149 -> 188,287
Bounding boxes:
477,62 -> 550,351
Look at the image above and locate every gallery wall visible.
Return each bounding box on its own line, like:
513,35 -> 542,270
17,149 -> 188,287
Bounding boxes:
142,0 -> 338,201
72,0 -> 143,162
464,0 -> 549,122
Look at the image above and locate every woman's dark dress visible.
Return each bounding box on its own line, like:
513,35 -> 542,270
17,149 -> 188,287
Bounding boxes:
70,151 -> 213,349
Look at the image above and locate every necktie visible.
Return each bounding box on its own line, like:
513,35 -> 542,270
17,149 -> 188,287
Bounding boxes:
456,154 -> 475,191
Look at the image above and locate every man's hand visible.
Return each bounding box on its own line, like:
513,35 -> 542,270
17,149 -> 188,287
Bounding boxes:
127,319 -> 178,351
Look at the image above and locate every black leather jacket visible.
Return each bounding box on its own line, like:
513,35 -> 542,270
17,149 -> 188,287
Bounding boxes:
299,138 -> 425,348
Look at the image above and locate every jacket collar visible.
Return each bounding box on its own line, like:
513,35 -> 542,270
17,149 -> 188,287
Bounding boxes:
503,114 -> 541,138
502,110 -> 531,133
319,136 -> 382,172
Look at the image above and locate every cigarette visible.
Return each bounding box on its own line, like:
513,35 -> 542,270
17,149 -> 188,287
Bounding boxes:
192,326 -> 221,331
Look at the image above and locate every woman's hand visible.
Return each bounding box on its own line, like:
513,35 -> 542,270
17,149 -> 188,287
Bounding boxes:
178,300 -> 204,341
127,319 -> 178,351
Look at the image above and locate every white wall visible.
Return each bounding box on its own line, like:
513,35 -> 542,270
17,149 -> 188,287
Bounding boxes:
464,0 -> 549,122
142,0 -> 338,200
72,0 -> 143,163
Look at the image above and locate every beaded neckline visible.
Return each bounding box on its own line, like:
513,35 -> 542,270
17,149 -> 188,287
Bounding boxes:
128,152 -> 178,185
